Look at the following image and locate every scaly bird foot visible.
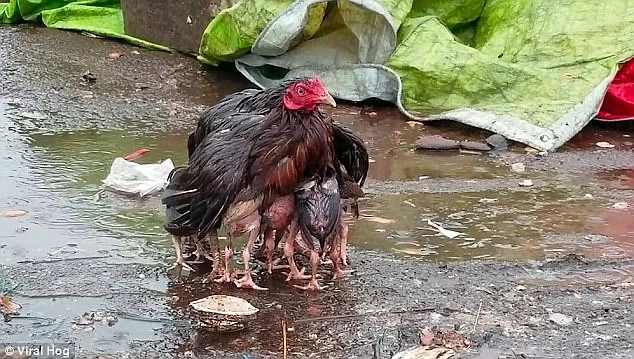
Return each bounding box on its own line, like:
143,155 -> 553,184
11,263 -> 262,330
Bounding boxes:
169,259 -> 195,272
331,267 -> 354,280
268,258 -> 290,274
234,272 -> 268,291
293,278 -> 323,291
283,266 -> 312,281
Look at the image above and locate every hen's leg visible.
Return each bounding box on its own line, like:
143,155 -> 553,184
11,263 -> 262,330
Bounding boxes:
235,227 -> 268,291
214,232 -> 236,283
169,235 -> 194,272
293,250 -> 322,291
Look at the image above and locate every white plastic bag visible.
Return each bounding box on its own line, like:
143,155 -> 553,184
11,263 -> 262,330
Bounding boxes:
102,157 -> 175,197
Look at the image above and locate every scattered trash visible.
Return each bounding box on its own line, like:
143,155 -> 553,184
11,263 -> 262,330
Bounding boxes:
71,311 -> 117,330
81,70 -> 97,84
519,179 -> 534,187
511,163 -> 526,173
0,210 -> 27,218
549,313 -> 573,326
123,148 -> 150,161
416,135 -> 460,150
596,141 -> 615,148
478,198 -> 498,204
612,202 -> 629,209
102,157 -> 174,197
427,220 -> 464,239
485,134 -> 509,150
404,200 -> 416,208
584,194 -> 594,199
392,346 -> 455,359
186,15 -> 193,24
131,50 -> 140,55
419,176 -> 430,181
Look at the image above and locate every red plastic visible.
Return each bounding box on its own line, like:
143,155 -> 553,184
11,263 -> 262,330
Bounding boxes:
123,148 -> 150,161
597,58 -> 634,122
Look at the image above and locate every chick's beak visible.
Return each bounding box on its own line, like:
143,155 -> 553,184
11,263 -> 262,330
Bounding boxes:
319,92 -> 337,108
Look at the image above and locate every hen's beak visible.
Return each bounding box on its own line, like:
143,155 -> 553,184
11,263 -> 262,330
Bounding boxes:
319,92 -> 337,108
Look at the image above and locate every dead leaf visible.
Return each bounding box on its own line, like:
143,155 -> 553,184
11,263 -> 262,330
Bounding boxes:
363,216 -> 395,224
407,121 -> 423,128
0,209 -> 27,218
108,52 -> 122,59
0,296 -> 22,315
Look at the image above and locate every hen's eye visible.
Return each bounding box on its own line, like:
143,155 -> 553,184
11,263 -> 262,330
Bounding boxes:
296,87 -> 306,96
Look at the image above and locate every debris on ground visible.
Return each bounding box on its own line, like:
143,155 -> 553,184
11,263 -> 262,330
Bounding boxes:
108,52 -> 122,59
71,311 -> 118,331
511,163 -> 526,173
596,141 -> 616,148
0,209 -> 28,218
102,157 -> 174,197
519,179 -> 534,187
612,202 -> 629,209
391,346 -> 455,359
427,220 -> 464,239
0,295 -> 22,321
460,141 -> 491,152
81,70 -> 97,84
549,313 -> 574,326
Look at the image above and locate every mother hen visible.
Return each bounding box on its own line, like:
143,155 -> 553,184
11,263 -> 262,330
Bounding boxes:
163,77 -> 344,290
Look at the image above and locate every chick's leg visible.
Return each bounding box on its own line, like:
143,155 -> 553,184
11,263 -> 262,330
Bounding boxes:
264,229 -> 289,273
214,232 -> 236,283
169,235 -> 194,272
293,250 -> 322,291
339,220 -> 349,267
235,226 -> 268,291
203,229 -> 224,283
283,221 -> 311,281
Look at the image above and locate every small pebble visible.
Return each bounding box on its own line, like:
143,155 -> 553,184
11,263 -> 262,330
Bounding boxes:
485,134 -> 509,150
549,313 -> 573,326
612,202 -> 629,210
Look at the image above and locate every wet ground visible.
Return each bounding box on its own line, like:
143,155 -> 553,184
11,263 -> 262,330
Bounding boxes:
1,24 -> 633,359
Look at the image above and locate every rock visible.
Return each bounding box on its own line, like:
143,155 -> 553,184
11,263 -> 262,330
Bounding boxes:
549,313 -> 573,326
415,136 -> 460,150
511,163 -> 525,173
612,202 -> 629,210
459,141 -> 491,152
485,134 -> 509,150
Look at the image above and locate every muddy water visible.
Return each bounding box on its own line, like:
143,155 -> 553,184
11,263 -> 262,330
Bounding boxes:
2,98 -> 633,266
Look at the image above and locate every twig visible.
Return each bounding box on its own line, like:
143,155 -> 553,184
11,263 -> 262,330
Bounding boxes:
293,307 -> 435,324
282,319 -> 288,359
472,301 -> 482,333
17,255 -> 111,264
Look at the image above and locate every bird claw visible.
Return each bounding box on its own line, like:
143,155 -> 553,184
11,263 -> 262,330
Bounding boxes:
331,268 -> 354,280
234,273 -> 268,291
169,260 -> 195,273
283,267 -> 312,281
292,278 -> 323,291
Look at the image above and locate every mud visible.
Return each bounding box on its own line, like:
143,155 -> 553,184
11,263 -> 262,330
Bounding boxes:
1,25 -> 633,359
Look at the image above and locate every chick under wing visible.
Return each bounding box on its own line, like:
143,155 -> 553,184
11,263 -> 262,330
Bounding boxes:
296,176 -> 342,252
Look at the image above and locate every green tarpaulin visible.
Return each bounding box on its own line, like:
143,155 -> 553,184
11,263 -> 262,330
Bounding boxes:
3,0 -> 634,151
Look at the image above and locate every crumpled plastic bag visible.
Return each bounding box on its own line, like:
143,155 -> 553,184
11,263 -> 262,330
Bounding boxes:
102,157 -> 174,197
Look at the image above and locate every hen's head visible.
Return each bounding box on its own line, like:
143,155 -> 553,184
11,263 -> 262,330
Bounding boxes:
282,77 -> 337,111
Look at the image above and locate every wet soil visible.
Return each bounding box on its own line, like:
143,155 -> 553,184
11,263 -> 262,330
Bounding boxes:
1,25 -> 633,359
